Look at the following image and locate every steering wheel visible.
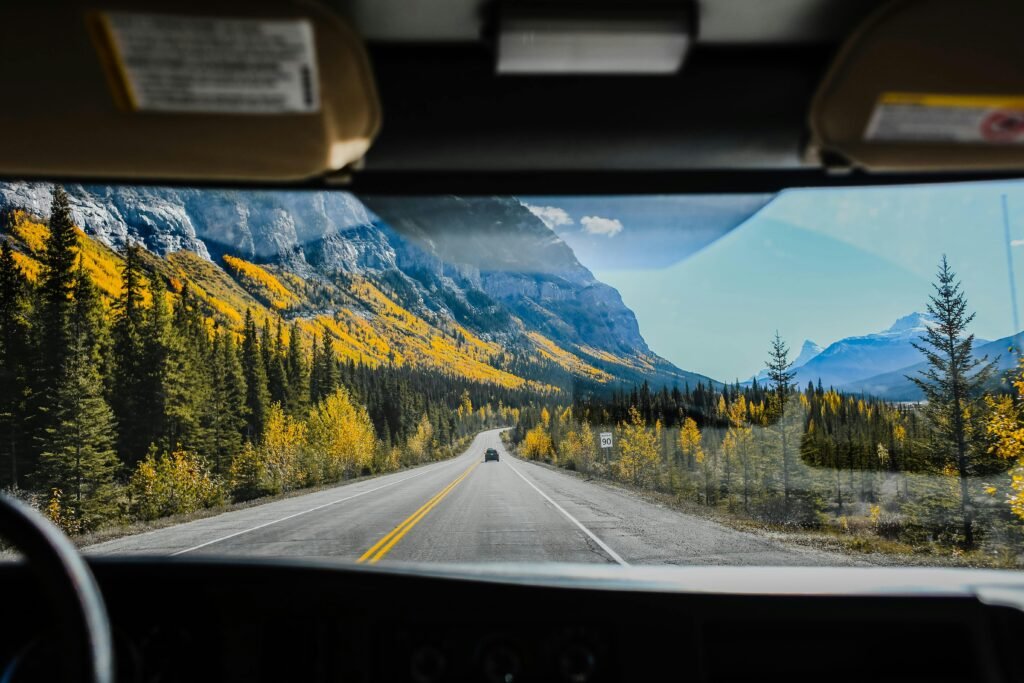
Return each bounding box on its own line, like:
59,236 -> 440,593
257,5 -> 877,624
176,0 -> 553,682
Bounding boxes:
0,493 -> 113,683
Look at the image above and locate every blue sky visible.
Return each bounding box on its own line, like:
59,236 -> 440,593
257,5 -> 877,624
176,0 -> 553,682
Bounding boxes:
522,180 -> 1024,381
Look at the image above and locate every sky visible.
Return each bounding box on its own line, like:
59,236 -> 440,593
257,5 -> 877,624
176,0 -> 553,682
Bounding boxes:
521,180 -> 1024,382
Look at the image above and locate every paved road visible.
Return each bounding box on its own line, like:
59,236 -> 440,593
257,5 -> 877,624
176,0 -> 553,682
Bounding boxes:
86,429 -> 862,566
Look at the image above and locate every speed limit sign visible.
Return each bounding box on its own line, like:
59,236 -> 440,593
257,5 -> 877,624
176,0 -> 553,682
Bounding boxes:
599,432 -> 613,449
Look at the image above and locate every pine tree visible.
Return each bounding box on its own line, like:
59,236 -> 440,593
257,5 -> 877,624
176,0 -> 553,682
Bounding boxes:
285,321 -> 308,416
137,273 -> 174,453
766,331 -> 796,516
32,186 -> 79,467
164,283 -> 213,456
110,243 -> 147,464
36,267 -> 120,530
241,310 -> 270,439
209,329 -> 246,474
0,240 -> 30,487
308,333 -> 321,405
909,256 -> 996,548
266,318 -> 288,406
309,331 -> 338,405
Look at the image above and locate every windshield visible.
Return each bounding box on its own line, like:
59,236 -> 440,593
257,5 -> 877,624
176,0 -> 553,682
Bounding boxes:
1,179 -> 1022,568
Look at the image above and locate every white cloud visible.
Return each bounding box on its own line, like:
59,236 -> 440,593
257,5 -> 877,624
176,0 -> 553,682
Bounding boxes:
580,215 -> 624,237
1012,239 -> 1024,247
524,203 -> 573,229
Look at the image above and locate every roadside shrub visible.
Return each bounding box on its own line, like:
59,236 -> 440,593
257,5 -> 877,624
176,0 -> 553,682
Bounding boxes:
130,449 -> 224,520
229,443 -> 268,502
46,488 -> 82,535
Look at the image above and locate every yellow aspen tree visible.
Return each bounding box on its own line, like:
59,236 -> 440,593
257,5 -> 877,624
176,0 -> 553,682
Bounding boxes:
522,424 -> 553,460
985,357 -> 1024,520
305,387 -> 377,481
616,407 -> 660,487
679,417 -> 703,469
406,413 -> 434,463
560,419 -> 594,473
261,404 -> 307,492
726,396 -> 755,511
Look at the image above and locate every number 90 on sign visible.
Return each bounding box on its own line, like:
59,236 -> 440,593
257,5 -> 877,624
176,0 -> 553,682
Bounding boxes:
599,432 -> 613,449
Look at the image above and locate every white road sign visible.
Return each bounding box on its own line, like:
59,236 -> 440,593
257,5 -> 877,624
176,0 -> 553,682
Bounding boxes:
599,432 -> 613,449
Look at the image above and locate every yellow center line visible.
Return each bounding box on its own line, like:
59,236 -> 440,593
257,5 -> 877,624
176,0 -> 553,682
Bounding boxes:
357,461 -> 479,564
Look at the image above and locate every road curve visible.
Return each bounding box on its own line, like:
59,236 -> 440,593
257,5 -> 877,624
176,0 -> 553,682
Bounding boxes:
86,429 -> 863,566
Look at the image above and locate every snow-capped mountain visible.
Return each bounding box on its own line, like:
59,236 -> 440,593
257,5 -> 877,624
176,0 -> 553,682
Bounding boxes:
793,340 -> 824,369
843,333 -> 1020,401
790,313 -> 942,388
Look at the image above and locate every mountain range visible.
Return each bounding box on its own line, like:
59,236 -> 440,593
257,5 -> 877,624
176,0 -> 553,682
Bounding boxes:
760,312 -> 1018,400
0,183 -> 712,392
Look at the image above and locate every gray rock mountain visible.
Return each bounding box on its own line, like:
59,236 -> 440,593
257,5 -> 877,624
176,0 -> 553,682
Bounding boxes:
0,182 -> 710,388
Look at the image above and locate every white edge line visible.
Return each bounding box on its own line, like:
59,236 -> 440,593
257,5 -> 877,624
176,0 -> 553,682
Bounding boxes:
505,460 -> 629,566
171,466 -> 436,556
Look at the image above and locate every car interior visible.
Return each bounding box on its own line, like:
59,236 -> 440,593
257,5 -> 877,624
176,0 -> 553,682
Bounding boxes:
2,0 -> 1024,682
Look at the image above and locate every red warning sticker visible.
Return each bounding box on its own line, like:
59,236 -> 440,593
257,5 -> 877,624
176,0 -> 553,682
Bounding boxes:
865,92 -> 1024,145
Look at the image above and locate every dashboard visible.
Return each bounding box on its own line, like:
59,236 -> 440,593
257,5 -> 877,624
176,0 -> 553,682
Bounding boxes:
1,560 -> 1022,682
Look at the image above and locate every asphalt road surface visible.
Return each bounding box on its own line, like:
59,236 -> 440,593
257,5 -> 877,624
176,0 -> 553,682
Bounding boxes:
86,429 -> 863,566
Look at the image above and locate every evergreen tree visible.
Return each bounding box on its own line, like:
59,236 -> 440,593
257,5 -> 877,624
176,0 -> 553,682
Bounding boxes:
266,318 -> 288,406
241,310 -> 270,439
309,331 -> 338,405
285,321 -> 308,416
137,274 -> 174,453
36,267 -> 120,529
165,283 -> 213,456
208,329 -> 246,474
0,240 -> 30,487
32,186 -> 79,467
110,243 -> 147,464
766,331 -> 796,516
909,256 -> 996,548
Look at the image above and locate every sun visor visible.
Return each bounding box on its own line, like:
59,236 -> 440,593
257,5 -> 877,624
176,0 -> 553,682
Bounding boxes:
0,1 -> 380,182
809,0 -> 1024,172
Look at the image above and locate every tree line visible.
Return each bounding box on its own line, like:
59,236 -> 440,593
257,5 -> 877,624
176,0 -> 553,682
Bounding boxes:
0,187 -> 524,532
510,257 -> 1024,559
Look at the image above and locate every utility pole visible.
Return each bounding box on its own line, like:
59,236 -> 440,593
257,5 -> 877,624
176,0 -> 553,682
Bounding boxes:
1003,194 -> 1021,340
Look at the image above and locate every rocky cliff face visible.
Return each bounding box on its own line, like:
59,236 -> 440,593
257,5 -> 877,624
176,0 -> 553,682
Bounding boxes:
0,182 -> 701,387
364,195 -> 650,356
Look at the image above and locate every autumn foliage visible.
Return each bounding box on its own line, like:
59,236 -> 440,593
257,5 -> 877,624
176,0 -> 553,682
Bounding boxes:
0,188 -> 520,531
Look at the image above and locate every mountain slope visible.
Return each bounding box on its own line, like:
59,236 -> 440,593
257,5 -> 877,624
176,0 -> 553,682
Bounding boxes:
363,196 -> 710,387
0,183 -> 710,391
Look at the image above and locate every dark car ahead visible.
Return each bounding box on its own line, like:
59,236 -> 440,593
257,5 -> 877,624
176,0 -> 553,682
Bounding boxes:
484,448 -> 500,462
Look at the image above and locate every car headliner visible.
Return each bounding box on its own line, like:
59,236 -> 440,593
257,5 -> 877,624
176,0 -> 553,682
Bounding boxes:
337,0 -> 887,45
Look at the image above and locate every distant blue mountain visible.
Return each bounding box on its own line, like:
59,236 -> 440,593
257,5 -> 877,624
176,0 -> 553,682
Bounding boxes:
750,339 -> 822,385
793,339 -> 824,370
783,313 -> 941,388
843,333 -> 1021,401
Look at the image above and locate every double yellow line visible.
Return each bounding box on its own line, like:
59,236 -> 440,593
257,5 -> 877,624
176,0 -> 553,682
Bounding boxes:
357,461 -> 479,564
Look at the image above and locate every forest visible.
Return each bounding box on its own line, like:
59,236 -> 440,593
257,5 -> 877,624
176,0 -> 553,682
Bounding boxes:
0,187 -> 523,533
508,258 -> 1024,562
